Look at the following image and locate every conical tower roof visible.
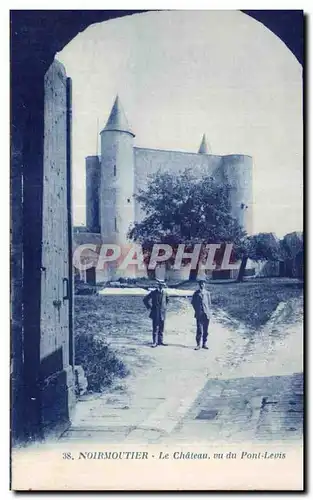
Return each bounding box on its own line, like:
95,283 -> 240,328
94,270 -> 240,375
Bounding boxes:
101,95 -> 135,137
198,133 -> 211,154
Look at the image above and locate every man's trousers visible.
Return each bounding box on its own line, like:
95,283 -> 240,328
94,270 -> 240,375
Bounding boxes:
152,318 -> 165,344
196,314 -> 210,346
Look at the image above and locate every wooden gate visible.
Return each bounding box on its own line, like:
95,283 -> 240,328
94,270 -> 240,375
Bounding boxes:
40,60 -> 75,434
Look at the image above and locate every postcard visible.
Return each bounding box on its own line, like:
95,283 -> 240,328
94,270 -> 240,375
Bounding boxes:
10,9 -> 304,491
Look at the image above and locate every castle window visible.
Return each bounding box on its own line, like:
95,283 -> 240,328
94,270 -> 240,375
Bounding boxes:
114,165 -> 116,176
114,217 -> 117,231
127,198 -> 131,203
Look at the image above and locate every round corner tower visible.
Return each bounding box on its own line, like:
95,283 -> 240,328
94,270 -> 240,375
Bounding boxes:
218,154 -> 253,234
100,96 -> 135,247
86,155 -> 100,233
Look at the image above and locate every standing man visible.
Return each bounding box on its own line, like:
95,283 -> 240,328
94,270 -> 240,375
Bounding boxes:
143,279 -> 169,347
191,279 -> 212,350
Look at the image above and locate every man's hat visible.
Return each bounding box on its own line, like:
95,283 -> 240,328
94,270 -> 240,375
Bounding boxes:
156,279 -> 166,286
197,278 -> 207,283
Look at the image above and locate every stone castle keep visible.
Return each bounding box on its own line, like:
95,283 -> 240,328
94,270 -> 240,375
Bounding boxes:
76,95 -> 253,281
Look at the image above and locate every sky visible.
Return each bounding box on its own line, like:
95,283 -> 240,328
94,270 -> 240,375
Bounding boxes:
57,10 -> 303,237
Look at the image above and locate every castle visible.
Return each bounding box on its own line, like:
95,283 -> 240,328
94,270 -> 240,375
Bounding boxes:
75,95 -> 253,282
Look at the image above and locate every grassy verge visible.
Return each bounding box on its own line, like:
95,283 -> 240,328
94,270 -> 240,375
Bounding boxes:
75,333 -> 129,392
181,278 -> 303,328
74,296 -> 140,392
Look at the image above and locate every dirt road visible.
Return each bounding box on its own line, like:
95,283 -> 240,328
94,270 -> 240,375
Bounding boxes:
61,297 -> 303,444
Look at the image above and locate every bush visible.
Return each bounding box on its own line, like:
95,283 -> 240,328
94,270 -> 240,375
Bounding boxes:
75,282 -> 97,295
75,333 -> 129,392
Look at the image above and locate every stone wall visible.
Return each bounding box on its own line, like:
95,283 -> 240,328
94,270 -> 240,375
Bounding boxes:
11,120 -> 24,441
133,147 -> 222,222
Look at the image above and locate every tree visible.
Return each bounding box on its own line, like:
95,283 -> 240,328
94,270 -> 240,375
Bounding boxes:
280,232 -> 303,260
129,169 -> 246,279
280,231 -> 303,278
235,232 -> 281,282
